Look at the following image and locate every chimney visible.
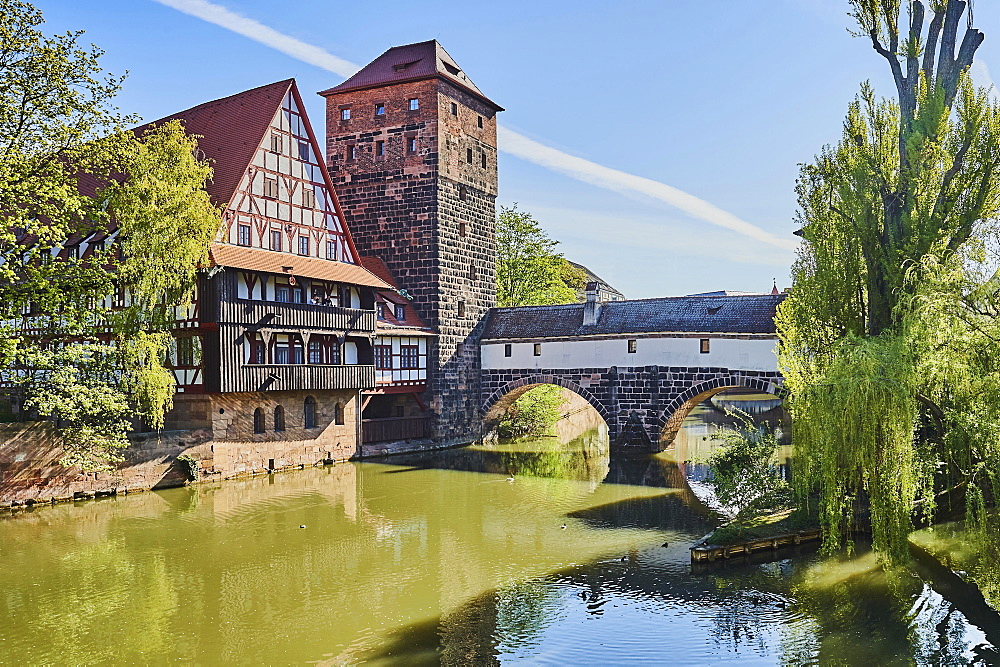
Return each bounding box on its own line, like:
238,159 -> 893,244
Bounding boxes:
583,282 -> 601,326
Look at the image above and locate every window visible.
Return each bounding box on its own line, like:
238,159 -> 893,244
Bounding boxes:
481,151 -> 487,168
113,286 -> 127,308
700,339 -> 711,354
264,177 -> 278,198
466,148 -> 473,164
407,137 -> 417,153
276,285 -> 290,303
504,343 -> 512,357
457,300 -> 465,317
459,184 -> 467,201
298,236 -> 310,256
375,103 -> 385,116
237,224 -> 251,246
470,264 -> 477,281
253,408 -> 265,434
334,403 -> 345,425
298,141 -> 310,161
347,145 -> 357,161
326,239 -> 338,260
274,335 -> 291,364
628,339 -> 637,354
459,222 -> 467,237
304,396 -> 317,429
533,343 -> 542,356
408,98 -> 419,111
478,115 -> 484,128
270,230 -> 282,251
302,187 -> 316,208
450,102 -> 458,116
340,108 -> 351,121
375,140 -> 385,157
374,345 -> 393,370
376,303 -> 385,319
270,133 -> 282,153
394,304 -> 405,321
249,334 -> 265,364
176,337 -> 195,366
400,345 -> 419,369
273,405 -> 285,431
329,340 -> 341,365
308,340 -> 322,364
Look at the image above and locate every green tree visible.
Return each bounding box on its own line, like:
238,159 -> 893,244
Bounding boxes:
778,0 -> 1000,563
496,204 -> 578,307
1,1 -> 220,470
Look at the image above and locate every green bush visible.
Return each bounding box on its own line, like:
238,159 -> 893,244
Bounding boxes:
498,385 -> 564,439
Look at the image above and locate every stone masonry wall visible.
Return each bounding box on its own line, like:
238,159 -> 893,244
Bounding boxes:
481,366 -> 783,449
0,389 -> 359,506
324,76 -> 499,447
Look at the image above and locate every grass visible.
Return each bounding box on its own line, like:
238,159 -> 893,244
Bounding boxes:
705,506 -> 820,546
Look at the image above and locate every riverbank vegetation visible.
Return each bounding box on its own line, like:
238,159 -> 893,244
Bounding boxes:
0,1 -> 219,470
778,0 -> 1000,564
495,205 -> 588,437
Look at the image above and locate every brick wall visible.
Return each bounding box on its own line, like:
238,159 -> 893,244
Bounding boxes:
324,77 -> 498,447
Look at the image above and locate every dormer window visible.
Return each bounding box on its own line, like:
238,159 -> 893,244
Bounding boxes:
394,305 -> 405,320
394,60 -> 421,72
443,62 -> 461,76
376,303 -> 385,319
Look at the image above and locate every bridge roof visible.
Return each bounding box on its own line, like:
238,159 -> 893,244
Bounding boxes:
481,294 -> 785,340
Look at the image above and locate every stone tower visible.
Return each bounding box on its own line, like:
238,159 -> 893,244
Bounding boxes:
319,41 -> 502,445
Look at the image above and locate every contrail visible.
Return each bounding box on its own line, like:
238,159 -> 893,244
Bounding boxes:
151,0 -> 361,77
150,0 -> 796,251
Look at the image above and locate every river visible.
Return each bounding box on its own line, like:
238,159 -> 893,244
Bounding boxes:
0,399 -> 996,664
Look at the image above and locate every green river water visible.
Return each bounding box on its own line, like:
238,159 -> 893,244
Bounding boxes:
0,401 -> 997,664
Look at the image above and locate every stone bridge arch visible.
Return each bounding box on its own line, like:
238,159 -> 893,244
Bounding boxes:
656,374 -> 784,447
481,374 -> 611,435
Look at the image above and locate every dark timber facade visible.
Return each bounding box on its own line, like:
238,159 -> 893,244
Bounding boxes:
320,41 -> 503,445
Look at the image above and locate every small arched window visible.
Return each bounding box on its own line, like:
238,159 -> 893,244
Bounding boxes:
304,396 -> 317,429
274,405 -> 286,432
334,403 -> 345,426
253,408 -> 265,434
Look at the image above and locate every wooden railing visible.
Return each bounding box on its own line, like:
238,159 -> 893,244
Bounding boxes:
219,299 -> 376,333
221,363 -> 375,393
362,416 -> 430,443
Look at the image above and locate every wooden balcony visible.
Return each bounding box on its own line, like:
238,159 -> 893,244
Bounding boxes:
220,363 -> 375,393
219,299 -> 376,334
362,416 -> 431,444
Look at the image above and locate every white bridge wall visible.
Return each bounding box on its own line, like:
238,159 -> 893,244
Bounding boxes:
481,336 -> 779,372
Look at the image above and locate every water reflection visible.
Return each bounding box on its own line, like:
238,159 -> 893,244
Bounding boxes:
0,397 -> 996,664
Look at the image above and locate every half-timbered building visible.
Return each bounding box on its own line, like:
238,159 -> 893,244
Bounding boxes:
151,79 -> 391,466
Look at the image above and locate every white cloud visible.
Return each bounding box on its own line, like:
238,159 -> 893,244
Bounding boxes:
150,0 -> 361,77
150,0 -> 798,253
499,128 -> 799,251
971,60 -> 1000,103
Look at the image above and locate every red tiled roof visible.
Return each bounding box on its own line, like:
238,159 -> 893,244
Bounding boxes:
360,257 -> 433,333
209,243 -> 390,289
318,41 -> 503,111
139,79 -> 294,208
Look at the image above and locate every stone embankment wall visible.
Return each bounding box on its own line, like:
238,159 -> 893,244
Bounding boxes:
0,389 -> 361,507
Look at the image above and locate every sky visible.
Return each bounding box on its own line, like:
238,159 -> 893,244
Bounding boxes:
32,0 -> 1000,298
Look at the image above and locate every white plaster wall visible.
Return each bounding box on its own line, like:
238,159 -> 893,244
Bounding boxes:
481,336 -> 779,372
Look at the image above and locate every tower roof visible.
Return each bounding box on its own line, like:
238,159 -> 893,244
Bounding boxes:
318,40 -> 503,111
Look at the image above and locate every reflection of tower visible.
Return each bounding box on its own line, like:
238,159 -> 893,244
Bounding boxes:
320,41 -> 502,445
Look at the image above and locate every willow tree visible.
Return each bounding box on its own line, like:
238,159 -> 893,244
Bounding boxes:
0,1 -> 219,470
777,0 -> 1000,563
